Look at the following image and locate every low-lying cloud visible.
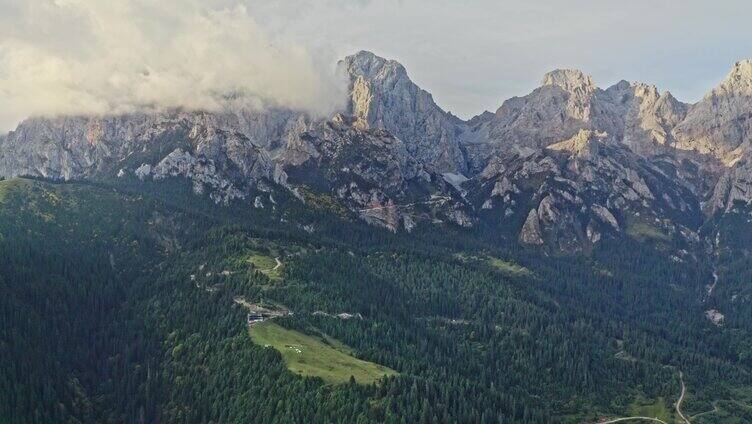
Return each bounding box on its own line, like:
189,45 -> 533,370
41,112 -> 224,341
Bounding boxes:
0,0 -> 347,132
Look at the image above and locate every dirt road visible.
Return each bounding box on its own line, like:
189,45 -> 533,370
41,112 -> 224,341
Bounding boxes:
587,369 -> 689,424
675,371 -> 690,424
593,417 -> 668,423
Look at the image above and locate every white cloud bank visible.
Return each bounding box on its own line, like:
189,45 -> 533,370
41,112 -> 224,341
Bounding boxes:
0,0 -> 346,131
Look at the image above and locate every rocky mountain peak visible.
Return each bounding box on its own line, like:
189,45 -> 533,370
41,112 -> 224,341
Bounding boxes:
630,82 -> 660,99
541,69 -> 596,93
341,50 -> 408,82
719,59 -> 752,93
469,69 -> 606,159
4,52 -> 752,254
339,50 -> 468,174
672,59 -> 752,163
608,80 -> 632,92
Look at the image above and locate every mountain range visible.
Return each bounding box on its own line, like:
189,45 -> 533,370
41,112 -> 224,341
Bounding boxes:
6,50 -> 752,424
3,51 -> 752,254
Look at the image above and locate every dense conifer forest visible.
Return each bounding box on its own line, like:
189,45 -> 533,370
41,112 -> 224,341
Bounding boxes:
1,177 -> 752,423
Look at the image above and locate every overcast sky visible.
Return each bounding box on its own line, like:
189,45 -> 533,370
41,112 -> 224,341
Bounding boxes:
1,0 -> 751,131
248,0 -> 752,117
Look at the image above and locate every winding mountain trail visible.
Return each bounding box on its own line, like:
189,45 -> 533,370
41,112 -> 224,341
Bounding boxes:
271,257 -> 282,271
587,368 -> 689,424
593,417 -> 668,424
675,371 -> 690,424
689,401 -> 719,421
258,257 -> 283,273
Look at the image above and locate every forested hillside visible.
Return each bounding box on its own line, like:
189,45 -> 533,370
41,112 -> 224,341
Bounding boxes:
1,177 -> 751,423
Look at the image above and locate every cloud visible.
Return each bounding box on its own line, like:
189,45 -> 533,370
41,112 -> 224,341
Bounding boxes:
0,0 -> 347,131
3,0 -> 751,131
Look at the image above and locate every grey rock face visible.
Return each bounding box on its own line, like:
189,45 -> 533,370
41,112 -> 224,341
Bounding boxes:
472,130 -> 700,253
5,52 -> 752,252
254,196 -> 264,209
0,111 -> 277,181
620,83 -> 689,156
0,114 -> 154,180
673,60 -> 752,165
340,51 -> 467,175
214,107 -> 309,156
708,153 -> 752,214
279,114 -> 417,190
671,60 -> 752,215
0,112 -> 275,203
462,70 -> 691,166
278,114 -> 471,231
135,164 -> 152,180
590,204 -> 619,231
465,69 -> 604,157
148,148 -> 246,204
519,209 -> 544,245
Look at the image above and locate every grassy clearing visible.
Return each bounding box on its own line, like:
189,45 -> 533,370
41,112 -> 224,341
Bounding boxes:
248,253 -> 276,269
247,252 -> 282,281
453,253 -> 533,278
625,216 -> 670,241
627,395 -> 677,423
249,321 -> 397,385
487,257 -> 533,277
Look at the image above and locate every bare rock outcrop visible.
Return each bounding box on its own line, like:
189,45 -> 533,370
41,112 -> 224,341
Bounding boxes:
519,209 -> 544,245
673,60 -> 752,165
459,70 -> 694,174
4,51 -> 752,251
278,114 -> 472,232
0,112 -> 276,204
0,111 -> 281,182
340,51 -> 467,175
471,130 -> 700,253
707,153 -> 752,214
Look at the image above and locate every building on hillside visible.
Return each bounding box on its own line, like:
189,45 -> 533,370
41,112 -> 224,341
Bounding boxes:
247,313 -> 265,325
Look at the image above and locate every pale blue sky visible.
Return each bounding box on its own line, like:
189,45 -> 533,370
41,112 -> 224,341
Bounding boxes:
250,0 -> 752,118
